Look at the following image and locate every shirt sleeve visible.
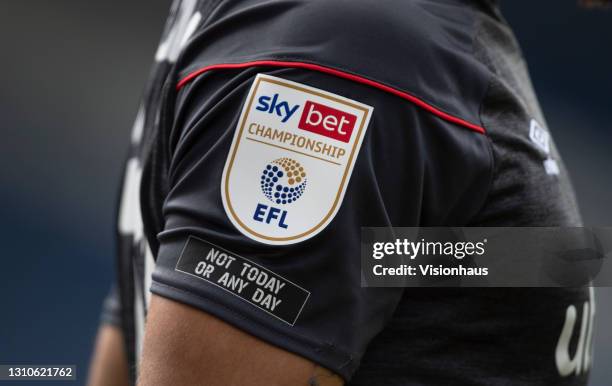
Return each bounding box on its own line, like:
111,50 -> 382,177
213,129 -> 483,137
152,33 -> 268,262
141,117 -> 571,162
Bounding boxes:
150,70 -> 490,380
100,284 -> 122,327
150,1 -> 492,380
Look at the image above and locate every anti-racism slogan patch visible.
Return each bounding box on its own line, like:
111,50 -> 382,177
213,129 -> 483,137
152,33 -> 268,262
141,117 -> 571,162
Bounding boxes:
221,74 -> 373,245
175,236 -> 310,325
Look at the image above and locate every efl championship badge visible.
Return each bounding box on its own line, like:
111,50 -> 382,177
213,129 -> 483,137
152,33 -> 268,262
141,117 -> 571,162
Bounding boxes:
222,74 -> 373,245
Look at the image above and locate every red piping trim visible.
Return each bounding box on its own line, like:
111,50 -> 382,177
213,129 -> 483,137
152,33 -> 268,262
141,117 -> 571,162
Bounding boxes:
176,60 -> 486,134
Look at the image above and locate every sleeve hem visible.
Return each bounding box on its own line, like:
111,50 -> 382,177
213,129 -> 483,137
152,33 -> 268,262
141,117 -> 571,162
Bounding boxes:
99,313 -> 122,327
150,280 -> 356,381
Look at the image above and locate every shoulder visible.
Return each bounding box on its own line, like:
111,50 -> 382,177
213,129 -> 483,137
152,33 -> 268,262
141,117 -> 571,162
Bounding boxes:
178,0 -> 490,128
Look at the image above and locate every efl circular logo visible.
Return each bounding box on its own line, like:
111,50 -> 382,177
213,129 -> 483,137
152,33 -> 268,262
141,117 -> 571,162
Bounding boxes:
260,158 -> 307,205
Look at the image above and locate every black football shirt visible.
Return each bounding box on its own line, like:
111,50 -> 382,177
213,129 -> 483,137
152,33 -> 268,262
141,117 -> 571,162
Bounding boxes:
102,1 -> 596,384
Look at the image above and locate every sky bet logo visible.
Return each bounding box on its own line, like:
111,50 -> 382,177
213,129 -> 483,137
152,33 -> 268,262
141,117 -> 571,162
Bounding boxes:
256,93 -> 299,123
256,93 -> 357,142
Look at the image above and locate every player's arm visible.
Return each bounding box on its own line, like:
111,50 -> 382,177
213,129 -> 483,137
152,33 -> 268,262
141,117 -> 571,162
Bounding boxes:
139,63 -> 483,383
87,324 -> 130,386
138,295 -> 342,386
140,2 -> 491,384
139,65 -> 407,384
87,286 -> 129,386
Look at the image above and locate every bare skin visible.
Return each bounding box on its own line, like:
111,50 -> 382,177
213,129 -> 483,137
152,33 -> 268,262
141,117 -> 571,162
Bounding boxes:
137,295 -> 344,386
86,324 -> 130,386
579,0 -> 612,7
